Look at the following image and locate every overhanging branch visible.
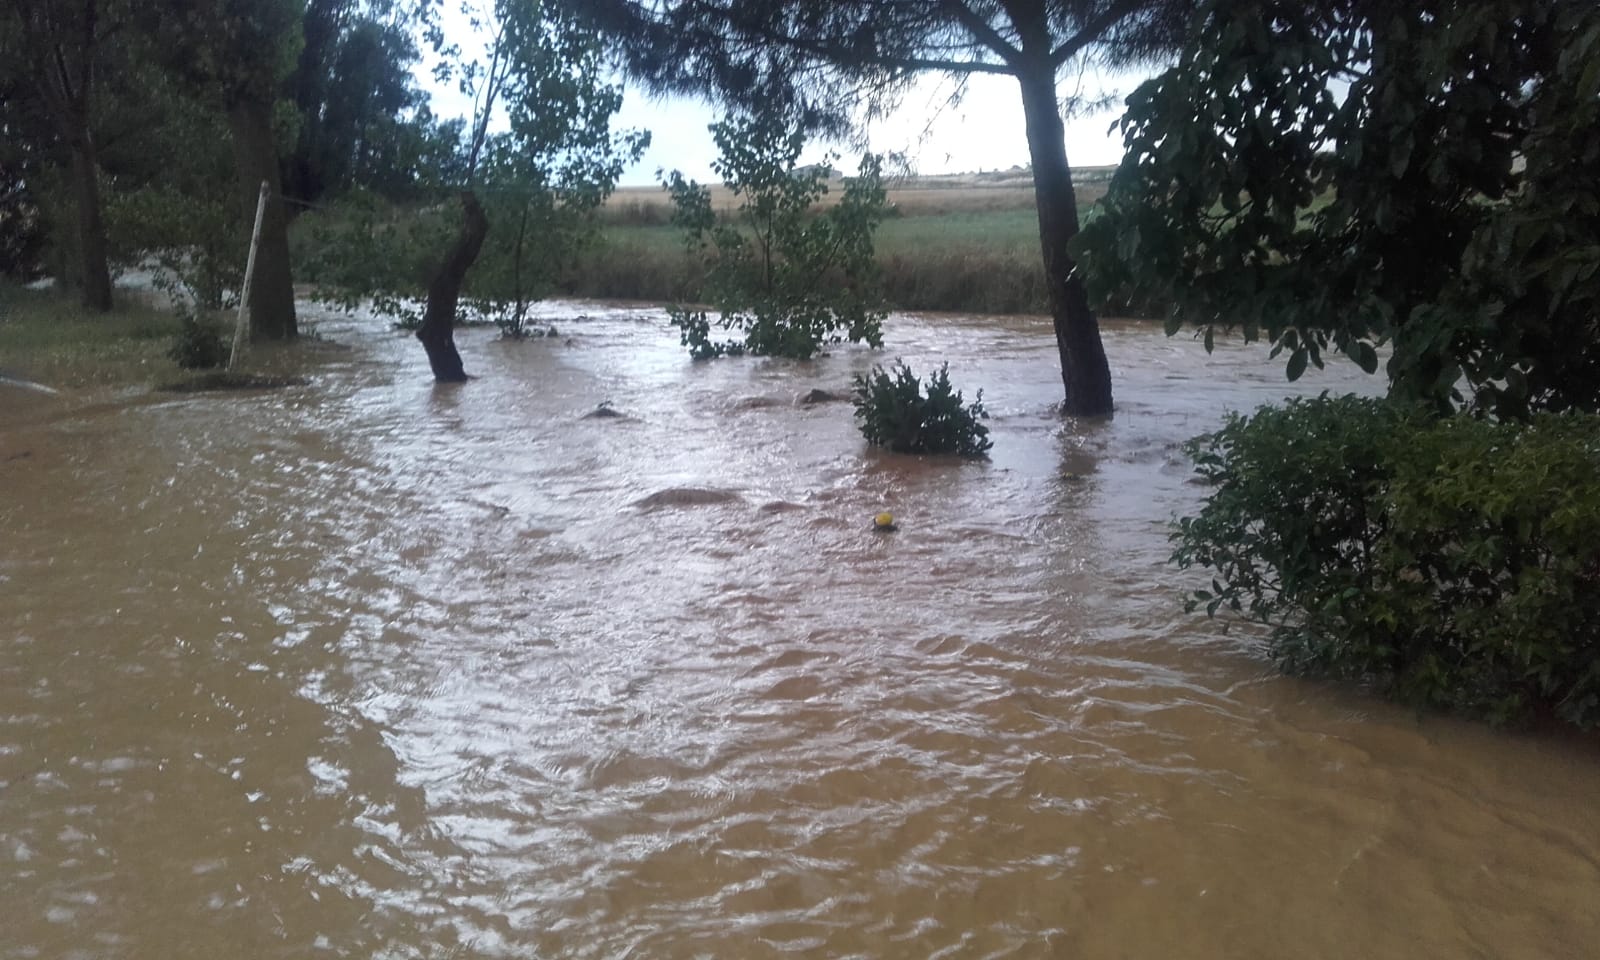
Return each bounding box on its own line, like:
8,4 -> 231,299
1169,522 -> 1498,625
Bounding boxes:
1051,0 -> 1144,67
946,0 -> 1021,67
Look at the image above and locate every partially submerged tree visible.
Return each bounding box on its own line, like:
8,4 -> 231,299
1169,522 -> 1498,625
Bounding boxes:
1075,0 -> 1600,418
1093,0 -> 1600,728
664,109 -> 889,360
576,0 -> 1189,416
313,0 -> 646,379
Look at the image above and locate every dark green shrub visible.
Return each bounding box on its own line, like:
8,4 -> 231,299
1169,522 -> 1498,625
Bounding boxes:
167,312 -> 229,370
852,361 -> 991,458
1174,395 -> 1600,727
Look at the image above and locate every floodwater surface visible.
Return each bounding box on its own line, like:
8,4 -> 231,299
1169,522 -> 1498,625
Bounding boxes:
2,305 -> 1597,959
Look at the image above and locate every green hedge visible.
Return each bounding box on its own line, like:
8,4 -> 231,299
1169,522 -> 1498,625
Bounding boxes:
1174,395 -> 1600,727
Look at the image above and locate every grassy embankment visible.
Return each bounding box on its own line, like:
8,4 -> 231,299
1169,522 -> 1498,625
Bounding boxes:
0,281 -> 185,390
564,168 -> 1114,315
0,283 -> 307,394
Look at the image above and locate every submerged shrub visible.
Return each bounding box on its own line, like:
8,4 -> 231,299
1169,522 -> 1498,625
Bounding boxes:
852,361 -> 991,457
167,312 -> 228,370
1174,394 -> 1600,727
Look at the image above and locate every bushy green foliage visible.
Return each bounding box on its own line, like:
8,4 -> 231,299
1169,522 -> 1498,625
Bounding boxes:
98,63 -> 248,311
851,361 -> 991,457
1174,395 -> 1600,727
167,311 -> 229,369
113,184 -> 243,312
1076,0 -> 1600,418
664,111 -> 888,360
293,192 -> 453,329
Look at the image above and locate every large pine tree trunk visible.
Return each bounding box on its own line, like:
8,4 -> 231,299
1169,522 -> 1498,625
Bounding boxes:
227,97 -> 298,341
1016,57 -> 1114,417
416,190 -> 489,382
67,133 -> 113,312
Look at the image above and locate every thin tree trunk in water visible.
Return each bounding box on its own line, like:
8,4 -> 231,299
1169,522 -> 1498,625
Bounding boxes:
67,134 -> 113,312
417,190 -> 489,382
1016,56 -> 1114,417
227,98 -> 297,341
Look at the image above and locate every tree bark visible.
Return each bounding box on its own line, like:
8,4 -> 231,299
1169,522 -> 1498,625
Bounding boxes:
1015,55 -> 1114,417
417,190 -> 489,382
227,97 -> 298,341
67,132 -> 113,312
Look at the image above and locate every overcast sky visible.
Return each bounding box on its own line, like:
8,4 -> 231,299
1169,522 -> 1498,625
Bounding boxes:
420,8 -> 1151,187
606,68 -> 1149,186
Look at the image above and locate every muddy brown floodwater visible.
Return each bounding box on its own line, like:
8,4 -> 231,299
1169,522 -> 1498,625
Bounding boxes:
2,304 -> 1598,959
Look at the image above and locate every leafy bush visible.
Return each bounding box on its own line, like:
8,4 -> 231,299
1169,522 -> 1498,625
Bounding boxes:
664,111 -> 888,360
1174,394 -> 1600,727
167,312 -> 229,370
852,361 -> 991,457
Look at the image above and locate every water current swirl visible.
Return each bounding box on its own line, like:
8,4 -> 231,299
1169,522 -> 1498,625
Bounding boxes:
2,304 -> 1597,958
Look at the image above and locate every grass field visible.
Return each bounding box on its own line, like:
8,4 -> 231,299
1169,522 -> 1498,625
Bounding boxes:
568,168 -> 1116,314
0,283 -> 184,390
597,166 -> 1112,221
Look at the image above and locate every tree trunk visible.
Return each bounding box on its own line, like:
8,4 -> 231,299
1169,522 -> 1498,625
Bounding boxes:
67,133 -> 113,312
1016,56 -> 1114,417
417,190 -> 489,382
227,97 -> 298,341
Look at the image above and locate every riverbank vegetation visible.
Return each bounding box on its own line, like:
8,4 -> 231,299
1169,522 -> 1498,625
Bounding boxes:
289,172 -> 1105,318
661,112 -> 890,360
1173,398 -> 1600,728
1081,0 -> 1600,727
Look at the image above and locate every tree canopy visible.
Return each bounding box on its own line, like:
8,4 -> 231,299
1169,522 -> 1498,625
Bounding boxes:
575,0 -> 1187,117
1075,0 -> 1600,418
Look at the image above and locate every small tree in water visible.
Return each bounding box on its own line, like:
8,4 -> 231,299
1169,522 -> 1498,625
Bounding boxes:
663,110 -> 888,360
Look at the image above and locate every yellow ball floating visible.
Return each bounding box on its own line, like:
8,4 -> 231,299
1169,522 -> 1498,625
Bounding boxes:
874,512 -> 896,531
